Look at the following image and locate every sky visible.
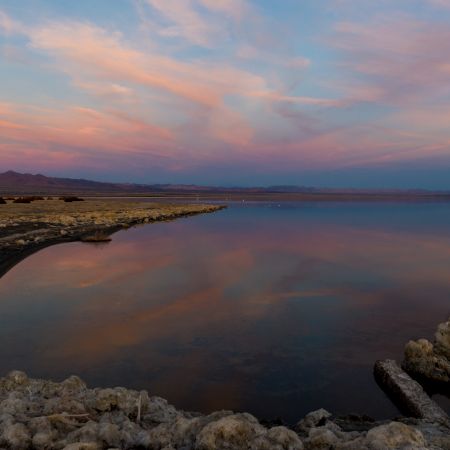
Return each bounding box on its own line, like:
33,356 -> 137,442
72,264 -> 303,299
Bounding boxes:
1,0 -> 450,188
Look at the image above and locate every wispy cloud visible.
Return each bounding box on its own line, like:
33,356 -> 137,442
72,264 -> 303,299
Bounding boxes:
1,2 -> 450,186
333,17 -> 450,105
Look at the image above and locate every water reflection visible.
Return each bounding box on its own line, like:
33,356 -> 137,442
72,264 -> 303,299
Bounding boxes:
1,202 -> 449,422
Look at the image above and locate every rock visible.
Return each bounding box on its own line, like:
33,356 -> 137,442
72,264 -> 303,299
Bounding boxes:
0,371 -> 445,450
365,422 -> 427,450
144,396 -> 180,424
7,371 -> 28,386
435,318 -> 450,359
403,339 -> 450,384
374,360 -> 449,425
99,422 -> 124,446
91,388 -> 119,412
334,437 -> 369,450
118,419 -> 151,448
411,419 -> 450,450
195,413 -> 265,449
251,426 -> 304,449
334,414 -> 376,433
2,422 -> 31,449
0,392 -> 28,416
62,443 -> 101,450
296,409 -> 332,434
62,375 -> 87,393
304,427 -> 339,449
32,431 -> 57,450
402,317 -> 450,385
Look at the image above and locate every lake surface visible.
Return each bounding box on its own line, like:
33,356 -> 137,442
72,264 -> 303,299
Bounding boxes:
1,200 -> 450,422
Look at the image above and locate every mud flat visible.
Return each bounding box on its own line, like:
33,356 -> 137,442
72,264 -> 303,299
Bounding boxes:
0,199 -> 225,278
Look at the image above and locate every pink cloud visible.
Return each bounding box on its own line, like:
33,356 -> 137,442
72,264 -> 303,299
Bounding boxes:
332,17 -> 450,105
0,10 -> 24,35
199,0 -> 248,19
1,5 -> 449,179
427,0 -> 450,8
23,19 -> 273,111
145,0 -> 215,46
143,0 -> 249,46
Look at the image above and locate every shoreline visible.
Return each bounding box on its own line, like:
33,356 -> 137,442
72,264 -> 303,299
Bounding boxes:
0,370 -> 448,449
5,192 -> 450,203
0,200 -> 226,279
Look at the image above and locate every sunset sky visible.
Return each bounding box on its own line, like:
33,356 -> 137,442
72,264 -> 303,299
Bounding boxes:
1,0 -> 450,188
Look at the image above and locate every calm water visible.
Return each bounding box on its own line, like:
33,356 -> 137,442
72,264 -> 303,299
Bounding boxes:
1,201 -> 450,422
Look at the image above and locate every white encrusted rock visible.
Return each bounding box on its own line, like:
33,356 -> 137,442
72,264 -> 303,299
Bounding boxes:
365,422 -> 427,450
296,409 -> 332,434
195,413 -> 265,450
304,426 -> 339,449
250,426 -> 304,450
2,422 -> 31,449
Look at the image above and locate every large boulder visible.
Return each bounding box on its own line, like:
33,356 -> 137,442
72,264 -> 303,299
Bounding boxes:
402,318 -> 450,384
195,413 -> 265,449
365,422 -> 427,450
195,413 -> 304,450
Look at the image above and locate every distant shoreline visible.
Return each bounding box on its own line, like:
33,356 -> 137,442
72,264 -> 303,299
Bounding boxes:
5,192 -> 450,202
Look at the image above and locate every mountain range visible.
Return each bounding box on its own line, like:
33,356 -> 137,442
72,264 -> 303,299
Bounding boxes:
0,170 -> 448,197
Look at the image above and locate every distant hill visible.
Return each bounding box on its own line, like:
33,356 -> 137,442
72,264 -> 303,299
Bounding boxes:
0,171 -> 154,194
0,171 -> 320,195
0,170 -> 449,197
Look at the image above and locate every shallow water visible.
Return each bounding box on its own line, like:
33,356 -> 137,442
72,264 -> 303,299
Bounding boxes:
1,201 -> 449,422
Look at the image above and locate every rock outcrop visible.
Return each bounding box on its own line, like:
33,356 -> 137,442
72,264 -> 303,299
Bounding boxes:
1,372 -> 449,450
403,317 -> 450,384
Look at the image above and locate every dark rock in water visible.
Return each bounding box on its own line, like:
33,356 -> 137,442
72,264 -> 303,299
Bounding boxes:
0,197 -> 6,204
80,232 -> 112,243
402,317 -> 450,384
334,414 -> 377,433
374,359 -> 449,426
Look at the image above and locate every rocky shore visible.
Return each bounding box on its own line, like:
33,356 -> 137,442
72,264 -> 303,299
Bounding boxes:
403,317 -> 450,385
0,199 -> 225,278
0,370 -> 449,450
